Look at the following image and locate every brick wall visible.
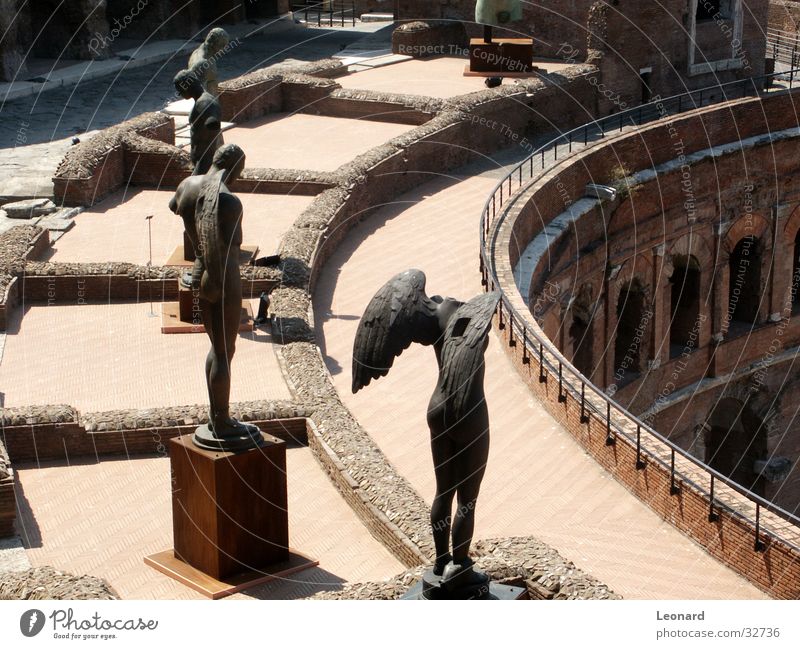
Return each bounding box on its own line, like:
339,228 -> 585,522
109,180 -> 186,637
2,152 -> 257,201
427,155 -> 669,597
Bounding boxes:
489,90 -> 800,597
2,418 -> 307,464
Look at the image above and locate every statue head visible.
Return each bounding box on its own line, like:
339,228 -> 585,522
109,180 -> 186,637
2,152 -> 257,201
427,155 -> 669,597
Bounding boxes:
212,144 -> 246,183
205,28 -> 230,55
174,69 -> 203,99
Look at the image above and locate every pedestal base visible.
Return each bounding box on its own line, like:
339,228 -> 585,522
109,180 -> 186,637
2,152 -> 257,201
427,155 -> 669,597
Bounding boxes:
166,243 -> 258,267
144,549 -> 318,599
160,301 -> 253,334
468,38 -> 534,74
402,569 -> 527,600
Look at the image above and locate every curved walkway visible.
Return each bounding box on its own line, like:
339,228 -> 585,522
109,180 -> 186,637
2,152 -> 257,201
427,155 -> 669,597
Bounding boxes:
313,149 -> 767,599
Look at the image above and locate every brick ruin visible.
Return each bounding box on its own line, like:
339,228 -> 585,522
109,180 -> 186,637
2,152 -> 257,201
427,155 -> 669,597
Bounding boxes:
399,1 -> 770,112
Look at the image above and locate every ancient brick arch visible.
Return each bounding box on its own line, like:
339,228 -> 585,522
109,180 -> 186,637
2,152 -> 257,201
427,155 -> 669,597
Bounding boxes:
783,203 -> 800,246
722,213 -> 771,259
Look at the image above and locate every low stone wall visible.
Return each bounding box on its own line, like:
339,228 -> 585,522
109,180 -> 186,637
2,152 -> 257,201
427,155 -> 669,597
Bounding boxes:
309,537 -> 620,600
53,112 -> 176,207
1,402 -> 311,464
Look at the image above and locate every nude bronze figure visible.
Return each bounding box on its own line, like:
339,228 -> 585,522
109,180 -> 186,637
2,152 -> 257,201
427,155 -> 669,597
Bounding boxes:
352,269 -> 500,598
188,27 -> 230,97
169,143 -> 261,451
173,69 -> 223,175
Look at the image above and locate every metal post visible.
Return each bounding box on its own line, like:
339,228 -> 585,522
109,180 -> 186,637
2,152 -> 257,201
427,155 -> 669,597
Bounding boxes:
522,328 -> 530,364
636,424 -> 645,469
580,382 -> 588,423
670,449 -> 680,495
605,402 -> 615,445
708,475 -> 719,522
145,215 -> 156,318
558,362 -> 565,402
538,343 -> 546,383
754,503 -> 766,552
508,313 -> 515,346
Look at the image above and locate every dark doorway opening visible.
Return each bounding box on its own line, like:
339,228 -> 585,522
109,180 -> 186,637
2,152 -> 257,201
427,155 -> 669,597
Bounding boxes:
670,255 -> 701,357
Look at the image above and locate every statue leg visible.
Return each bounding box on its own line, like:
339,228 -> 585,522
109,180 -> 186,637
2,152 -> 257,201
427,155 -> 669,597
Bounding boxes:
451,423 -> 490,563
198,296 -> 235,431
430,424 -> 457,574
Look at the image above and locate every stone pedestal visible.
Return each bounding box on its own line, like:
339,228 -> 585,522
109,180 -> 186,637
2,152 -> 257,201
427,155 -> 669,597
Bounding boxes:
145,433 -> 317,598
468,38 -> 534,75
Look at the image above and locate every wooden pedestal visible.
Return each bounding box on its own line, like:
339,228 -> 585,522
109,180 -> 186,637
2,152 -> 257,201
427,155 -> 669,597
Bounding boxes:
165,243 -> 259,267
171,432 -> 289,578
145,433 -> 318,598
160,282 -> 254,334
468,38 -> 534,74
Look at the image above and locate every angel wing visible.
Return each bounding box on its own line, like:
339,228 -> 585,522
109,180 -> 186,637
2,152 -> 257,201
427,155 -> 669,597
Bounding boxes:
352,269 -> 441,393
194,169 -> 225,302
439,291 -> 501,425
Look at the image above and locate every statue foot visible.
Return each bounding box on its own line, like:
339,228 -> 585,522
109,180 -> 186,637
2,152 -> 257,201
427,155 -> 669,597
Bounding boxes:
440,558 -> 489,593
193,417 -> 263,451
211,416 -> 261,438
432,553 -> 452,576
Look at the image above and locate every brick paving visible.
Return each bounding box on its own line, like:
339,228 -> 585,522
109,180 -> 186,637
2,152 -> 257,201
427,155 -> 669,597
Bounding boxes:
313,158 -> 768,600
49,188 -> 313,265
14,447 -> 403,599
0,301 -> 291,411
223,114 -> 415,172
337,56 -> 576,98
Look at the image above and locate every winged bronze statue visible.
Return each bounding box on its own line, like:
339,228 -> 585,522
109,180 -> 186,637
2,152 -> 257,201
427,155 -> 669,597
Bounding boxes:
353,269 -> 500,599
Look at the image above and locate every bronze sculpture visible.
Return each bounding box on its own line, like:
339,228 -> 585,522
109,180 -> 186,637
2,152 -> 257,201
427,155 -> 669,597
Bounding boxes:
476,0 -> 523,42
353,269 -> 500,599
169,143 -> 262,451
188,27 -> 230,97
174,69 -> 223,175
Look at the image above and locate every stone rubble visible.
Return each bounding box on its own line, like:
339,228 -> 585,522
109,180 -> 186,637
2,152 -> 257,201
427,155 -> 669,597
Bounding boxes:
310,537 -> 620,600
1,198 -> 57,219
0,567 -> 117,600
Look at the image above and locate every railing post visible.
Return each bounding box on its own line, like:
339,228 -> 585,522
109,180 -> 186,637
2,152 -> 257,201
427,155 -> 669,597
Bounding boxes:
580,382 -> 588,423
522,328 -> 530,364
754,503 -> 766,552
605,402 -> 615,445
498,299 -> 504,330
670,449 -> 680,495
538,343 -> 546,383
636,424 -> 645,469
708,475 -> 719,522
558,362 -> 566,402
508,313 -> 515,347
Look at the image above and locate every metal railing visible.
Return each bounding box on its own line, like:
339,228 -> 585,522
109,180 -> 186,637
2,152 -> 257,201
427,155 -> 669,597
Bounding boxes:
768,26 -> 800,67
479,68 -> 800,553
291,1 -> 356,27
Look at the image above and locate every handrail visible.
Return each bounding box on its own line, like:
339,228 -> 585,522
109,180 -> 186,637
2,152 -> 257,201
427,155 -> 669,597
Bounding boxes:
291,0 -> 357,28
478,67 -> 800,551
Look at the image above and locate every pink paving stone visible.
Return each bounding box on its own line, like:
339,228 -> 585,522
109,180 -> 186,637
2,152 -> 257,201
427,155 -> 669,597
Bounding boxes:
338,56 -> 578,99
0,301 -> 291,411
50,188 -> 313,266
14,446 -> 404,599
222,113 -> 415,171
313,170 -> 768,600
